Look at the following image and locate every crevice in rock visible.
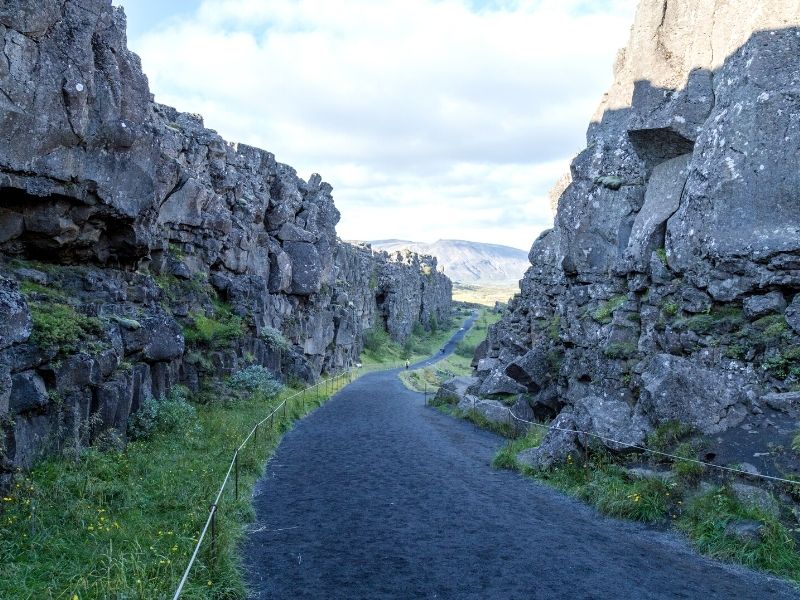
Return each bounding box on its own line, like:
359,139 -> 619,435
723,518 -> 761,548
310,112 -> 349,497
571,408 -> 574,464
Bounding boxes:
0,186 -> 140,267
628,128 -> 695,176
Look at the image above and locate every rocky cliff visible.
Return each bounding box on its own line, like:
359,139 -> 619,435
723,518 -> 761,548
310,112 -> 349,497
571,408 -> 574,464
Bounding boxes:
475,0 -> 800,473
0,0 -> 451,477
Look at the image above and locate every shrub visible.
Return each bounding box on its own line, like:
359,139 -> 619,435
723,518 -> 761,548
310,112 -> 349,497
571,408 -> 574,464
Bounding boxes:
662,301 -> 679,317
228,365 -> 284,399
547,314 -> 561,340
454,342 -> 476,358
183,302 -> 244,348
602,342 -> 637,359
671,442 -> 704,481
127,386 -> 197,440
428,314 -> 439,333
763,347 -> 800,379
260,326 -> 289,350
29,301 -> 104,352
363,324 -> 390,353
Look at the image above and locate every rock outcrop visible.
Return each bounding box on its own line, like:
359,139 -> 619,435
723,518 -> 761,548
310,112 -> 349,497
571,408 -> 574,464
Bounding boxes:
476,0 -> 800,471
0,0 -> 451,477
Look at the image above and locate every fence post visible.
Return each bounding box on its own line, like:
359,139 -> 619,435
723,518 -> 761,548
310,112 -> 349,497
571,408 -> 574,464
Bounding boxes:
210,504 -> 218,563
234,451 -> 239,501
424,383 -> 427,406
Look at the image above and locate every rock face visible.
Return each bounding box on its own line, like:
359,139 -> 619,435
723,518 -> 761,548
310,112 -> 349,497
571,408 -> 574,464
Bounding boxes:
0,0 -> 451,475
475,1 -> 800,462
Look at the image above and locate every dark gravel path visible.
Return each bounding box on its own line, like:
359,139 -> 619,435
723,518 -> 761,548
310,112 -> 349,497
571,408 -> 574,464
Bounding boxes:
242,318 -> 798,599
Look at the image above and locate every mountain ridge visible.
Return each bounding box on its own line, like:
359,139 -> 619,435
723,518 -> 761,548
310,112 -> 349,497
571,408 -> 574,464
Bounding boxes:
367,239 -> 529,286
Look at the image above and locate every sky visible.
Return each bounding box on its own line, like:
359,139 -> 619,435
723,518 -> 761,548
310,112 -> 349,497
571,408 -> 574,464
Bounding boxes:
116,0 -> 638,251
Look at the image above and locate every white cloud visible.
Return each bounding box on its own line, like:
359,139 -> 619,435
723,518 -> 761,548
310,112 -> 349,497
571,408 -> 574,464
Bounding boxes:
127,0 -> 637,250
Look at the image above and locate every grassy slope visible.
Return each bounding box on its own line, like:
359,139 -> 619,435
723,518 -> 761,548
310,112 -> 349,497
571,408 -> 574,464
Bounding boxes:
0,380 -> 349,600
488,427 -> 800,584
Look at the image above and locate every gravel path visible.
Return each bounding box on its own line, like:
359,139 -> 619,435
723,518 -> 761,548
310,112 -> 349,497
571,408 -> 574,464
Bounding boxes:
242,318 -> 798,599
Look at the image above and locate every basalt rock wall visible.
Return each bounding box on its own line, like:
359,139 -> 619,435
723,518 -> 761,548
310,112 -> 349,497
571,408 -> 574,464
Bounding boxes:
477,0 -> 800,471
0,0 -> 451,477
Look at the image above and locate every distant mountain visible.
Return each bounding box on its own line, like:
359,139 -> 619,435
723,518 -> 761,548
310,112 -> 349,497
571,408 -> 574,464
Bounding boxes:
369,239 -> 529,285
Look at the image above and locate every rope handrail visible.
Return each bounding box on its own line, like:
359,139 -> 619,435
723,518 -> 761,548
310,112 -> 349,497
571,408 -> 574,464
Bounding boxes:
491,403 -> 800,487
171,367 -> 355,600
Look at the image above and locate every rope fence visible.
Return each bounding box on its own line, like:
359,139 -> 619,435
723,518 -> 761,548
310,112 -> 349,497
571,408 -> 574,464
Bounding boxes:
486,403 -> 800,487
172,367 -> 357,599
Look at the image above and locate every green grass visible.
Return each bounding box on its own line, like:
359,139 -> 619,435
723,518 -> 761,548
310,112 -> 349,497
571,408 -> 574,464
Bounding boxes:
17,280 -> 69,301
646,421 -> 694,453
516,451 -> 673,523
488,428 -> 800,582
677,487 -> 800,581
28,301 -> 105,353
591,295 -> 626,324
671,442 -> 705,482
0,378 -> 349,599
655,248 -> 668,265
183,301 -> 245,349
463,409 -> 516,438
492,427 -> 546,470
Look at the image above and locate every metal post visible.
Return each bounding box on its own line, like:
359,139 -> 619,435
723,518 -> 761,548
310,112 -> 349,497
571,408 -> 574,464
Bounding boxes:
234,452 -> 239,501
254,423 -> 258,446
302,388 -> 305,412
424,383 -> 427,406
210,504 -> 217,562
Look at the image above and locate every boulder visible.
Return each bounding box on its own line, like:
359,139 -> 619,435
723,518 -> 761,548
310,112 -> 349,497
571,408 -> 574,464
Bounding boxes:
785,295 -> 800,334
743,292 -> 786,320
516,410 -> 580,471
434,376 -> 477,405
760,391 -> 800,414
625,154 -> 691,268
730,483 -> 780,519
724,520 -> 766,545
572,395 -> 651,451
640,354 -> 754,434
284,241 -> 322,295
479,369 -> 526,397
121,312 -> 184,362
9,370 -> 48,414
0,277 -> 31,350
504,347 -> 550,392
471,339 -> 488,369
458,396 -> 511,428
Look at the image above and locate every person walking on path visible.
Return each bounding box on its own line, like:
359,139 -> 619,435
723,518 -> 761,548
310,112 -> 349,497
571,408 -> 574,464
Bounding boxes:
405,359 -> 410,369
